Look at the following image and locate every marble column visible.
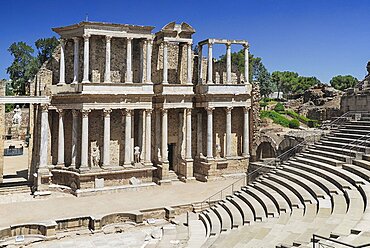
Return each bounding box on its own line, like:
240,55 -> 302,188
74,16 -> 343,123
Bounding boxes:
196,112 -> 203,156
226,43 -> 232,84
225,107 -> 233,158
186,108 -> 192,159
206,107 -> 214,159
57,109 -> 65,165
207,42 -> 213,84
155,110 -> 161,160
187,42 -> 192,84
145,109 -> 152,164
72,37 -> 79,84
146,39 -> 153,83
243,107 -> 250,157
124,109 -> 132,165
39,104 -> 49,168
104,36 -> 112,83
162,41 -> 168,84
71,110 -> 78,167
161,108 -> 168,161
58,39 -> 66,86
82,34 -> 90,83
198,45 -> 203,84
80,109 -> 90,169
103,109 -> 111,167
126,38 -> 133,83
244,44 -> 249,84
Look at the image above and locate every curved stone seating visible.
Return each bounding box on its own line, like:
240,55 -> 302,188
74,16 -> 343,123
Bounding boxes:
185,117 -> 370,247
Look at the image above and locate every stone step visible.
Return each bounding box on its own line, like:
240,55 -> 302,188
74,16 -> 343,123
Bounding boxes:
258,177 -> 304,210
342,124 -> 370,130
242,185 -> 279,218
337,128 -> 370,135
319,140 -> 370,153
203,209 -> 221,236
353,158 -> 370,170
198,213 -> 211,238
324,136 -> 370,147
251,181 -> 291,214
306,147 -> 353,163
311,144 -> 363,158
235,191 -> 267,222
227,195 -> 255,225
212,204 -> 232,232
300,151 -> 345,166
333,132 -> 366,139
219,199 -> 243,228
343,163 -> 370,181
187,220 -> 207,248
294,156 -> 367,186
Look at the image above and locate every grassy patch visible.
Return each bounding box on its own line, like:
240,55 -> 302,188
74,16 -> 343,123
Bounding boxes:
260,110 -> 291,127
285,109 -> 318,127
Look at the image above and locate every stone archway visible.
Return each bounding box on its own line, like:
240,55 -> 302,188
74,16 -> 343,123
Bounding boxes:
256,141 -> 277,160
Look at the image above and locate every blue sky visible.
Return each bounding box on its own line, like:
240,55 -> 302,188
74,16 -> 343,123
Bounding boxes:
0,0 -> 369,83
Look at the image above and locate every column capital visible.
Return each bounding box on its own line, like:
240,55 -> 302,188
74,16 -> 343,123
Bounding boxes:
205,107 -> 215,114
243,43 -> 250,49
56,109 -> 64,116
60,38 -> 66,46
122,109 -> 132,116
81,109 -> 91,117
163,41 -> 169,47
105,35 -> 112,42
243,106 -> 251,113
226,106 -> 233,113
208,42 -> 214,48
83,34 -> 91,40
127,37 -> 133,41
161,108 -> 168,115
103,108 -> 112,117
41,104 -> 49,113
147,38 -> 154,44
72,37 -> 79,42
72,109 -> 79,117
146,109 -> 153,115
226,42 -> 232,48
186,108 -> 192,116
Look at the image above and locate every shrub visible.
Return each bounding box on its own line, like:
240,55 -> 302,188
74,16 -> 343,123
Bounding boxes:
289,119 -> 300,129
285,109 -> 319,127
260,102 -> 268,109
260,110 -> 290,127
274,102 -> 285,113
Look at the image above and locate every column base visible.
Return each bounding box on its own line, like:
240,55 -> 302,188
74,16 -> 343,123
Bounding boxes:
242,153 -> 250,158
123,163 -> 134,168
79,166 -> 90,172
82,80 -> 90,83
54,163 -> 65,169
71,81 -> 78,85
57,82 -> 66,86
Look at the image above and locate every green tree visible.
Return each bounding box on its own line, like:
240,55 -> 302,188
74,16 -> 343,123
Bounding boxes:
6,42 -> 37,95
330,75 -> 358,91
6,37 -> 59,95
271,71 -> 320,96
35,37 -> 59,65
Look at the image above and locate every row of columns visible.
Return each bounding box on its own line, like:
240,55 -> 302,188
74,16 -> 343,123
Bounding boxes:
161,41 -> 193,84
198,42 -> 249,84
39,105 -> 249,169
58,36 -> 153,85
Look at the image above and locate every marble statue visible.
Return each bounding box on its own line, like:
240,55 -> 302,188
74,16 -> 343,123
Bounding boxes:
91,144 -> 100,167
134,146 -> 141,163
12,105 -> 22,125
215,144 -> 221,159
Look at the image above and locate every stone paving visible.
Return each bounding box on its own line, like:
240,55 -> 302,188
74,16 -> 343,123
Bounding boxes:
0,177 -> 237,228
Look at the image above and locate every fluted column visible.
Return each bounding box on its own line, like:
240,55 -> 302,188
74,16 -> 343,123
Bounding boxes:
58,39 -> 66,86
207,42 -> 213,84
146,39 -> 153,83
39,104 -> 49,168
226,43 -> 232,84
225,107 -> 233,158
244,44 -> 249,84
57,109 -> 65,165
145,109 -> 152,164
72,37 -> 79,84
71,110 -> 78,167
82,34 -> 90,83
162,41 -> 168,84
103,109 -> 111,167
80,109 -> 90,169
243,107 -> 250,157
198,45 -> 203,84
186,108 -> 192,159
124,109 -> 132,166
206,107 -> 214,158
140,41 -> 145,83
126,38 -> 133,83
104,36 -> 112,83
161,108 -> 168,161
187,42 -> 192,84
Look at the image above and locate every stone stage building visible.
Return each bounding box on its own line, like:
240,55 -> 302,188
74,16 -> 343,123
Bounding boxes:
30,21 -> 252,194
